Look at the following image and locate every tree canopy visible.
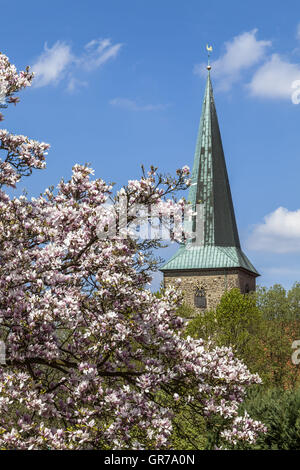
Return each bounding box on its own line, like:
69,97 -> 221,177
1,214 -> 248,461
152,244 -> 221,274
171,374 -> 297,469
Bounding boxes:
0,51 -> 267,450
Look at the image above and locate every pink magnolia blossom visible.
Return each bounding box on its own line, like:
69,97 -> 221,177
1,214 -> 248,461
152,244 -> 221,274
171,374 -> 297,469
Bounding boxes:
0,52 -> 266,450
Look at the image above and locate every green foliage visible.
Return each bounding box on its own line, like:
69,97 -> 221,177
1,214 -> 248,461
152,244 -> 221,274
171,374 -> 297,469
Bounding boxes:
176,303 -> 196,319
214,288 -> 262,350
185,285 -> 300,389
256,283 -> 300,388
287,282 -> 300,320
186,288 -> 265,378
256,284 -> 289,320
177,284 -> 300,449
241,386 -> 300,450
171,403 -> 207,450
170,284 -> 300,448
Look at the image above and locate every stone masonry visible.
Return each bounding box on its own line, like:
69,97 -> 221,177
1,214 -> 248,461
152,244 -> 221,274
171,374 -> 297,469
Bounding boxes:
164,269 -> 256,313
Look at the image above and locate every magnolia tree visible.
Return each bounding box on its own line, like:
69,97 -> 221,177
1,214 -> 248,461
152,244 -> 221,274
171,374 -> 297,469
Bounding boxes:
0,52 -> 266,450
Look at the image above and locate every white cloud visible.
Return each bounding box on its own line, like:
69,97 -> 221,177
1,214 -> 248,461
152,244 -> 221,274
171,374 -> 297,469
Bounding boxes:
31,38 -> 122,90
193,29 -> 300,101
109,98 -> 168,111
67,77 -> 88,93
85,38 -> 111,51
194,29 -> 271,90
247,207 -> 300,253
81,39 -> 122,71
32,41 -> 73,88
248,54 -> 300,99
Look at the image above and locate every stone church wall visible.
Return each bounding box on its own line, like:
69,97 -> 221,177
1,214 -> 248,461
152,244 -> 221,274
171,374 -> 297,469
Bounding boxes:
163,269 -> 256,314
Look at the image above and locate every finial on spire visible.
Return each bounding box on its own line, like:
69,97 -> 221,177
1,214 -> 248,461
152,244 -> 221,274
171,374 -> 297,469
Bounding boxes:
206,44 -> 213,71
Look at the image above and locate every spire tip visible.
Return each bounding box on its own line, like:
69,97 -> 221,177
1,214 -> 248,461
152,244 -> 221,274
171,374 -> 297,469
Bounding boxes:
206,44 -> 213,71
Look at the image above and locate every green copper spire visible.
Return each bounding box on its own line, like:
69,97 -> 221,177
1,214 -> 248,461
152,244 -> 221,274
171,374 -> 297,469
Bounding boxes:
161,68 -> 259,276
188,70 -> 240,248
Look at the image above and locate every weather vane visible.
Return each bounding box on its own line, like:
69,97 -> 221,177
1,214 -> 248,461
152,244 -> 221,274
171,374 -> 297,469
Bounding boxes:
206,44 -> 213,71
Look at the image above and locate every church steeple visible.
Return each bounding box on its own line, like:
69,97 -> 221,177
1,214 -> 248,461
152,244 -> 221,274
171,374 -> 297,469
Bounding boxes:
188,69 -> 241,248
161,60 -> 259,309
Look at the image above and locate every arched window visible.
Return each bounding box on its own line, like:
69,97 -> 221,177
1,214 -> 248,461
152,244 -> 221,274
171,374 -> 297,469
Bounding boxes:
194,287 -> 207,309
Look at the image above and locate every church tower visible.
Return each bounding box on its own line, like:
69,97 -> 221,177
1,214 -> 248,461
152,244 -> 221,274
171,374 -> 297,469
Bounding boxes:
160,64 -> 259,311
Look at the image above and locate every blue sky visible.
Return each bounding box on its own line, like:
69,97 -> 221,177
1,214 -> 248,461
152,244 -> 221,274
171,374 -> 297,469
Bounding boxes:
2,0 -> 300,291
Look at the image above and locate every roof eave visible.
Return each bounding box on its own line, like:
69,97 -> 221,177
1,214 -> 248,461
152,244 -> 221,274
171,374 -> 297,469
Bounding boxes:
160,266 -> 260,277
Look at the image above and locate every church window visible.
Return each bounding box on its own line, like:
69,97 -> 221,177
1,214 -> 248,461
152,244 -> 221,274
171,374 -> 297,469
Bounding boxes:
194,287 -> 206,308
